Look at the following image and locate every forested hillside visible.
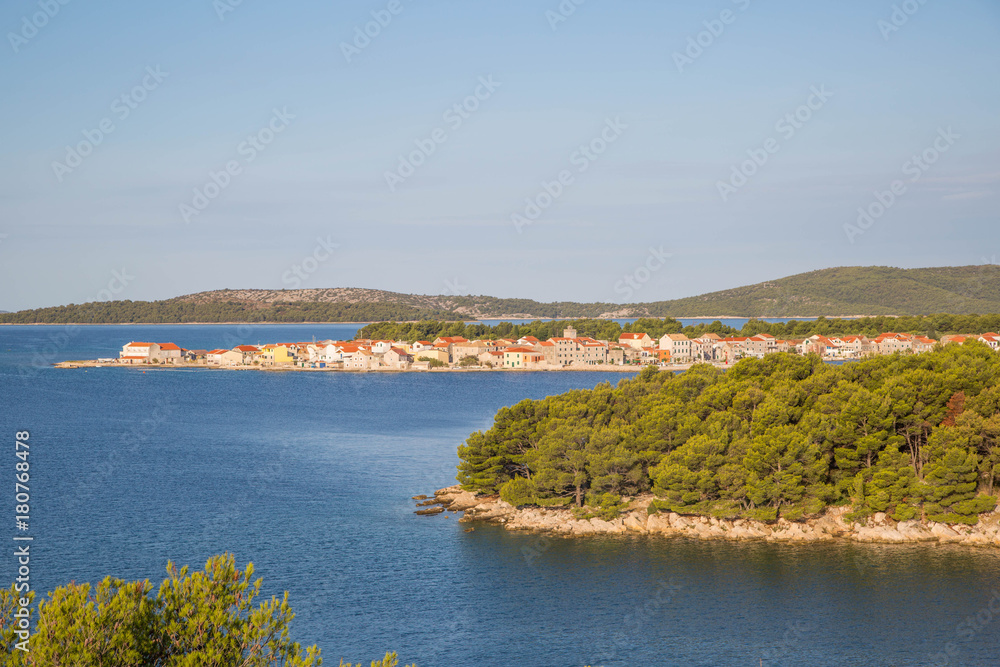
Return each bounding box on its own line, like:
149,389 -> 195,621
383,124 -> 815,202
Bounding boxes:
638,265 -> 1000,317
3,265 -> 999,323
0,299 -> 460,324
458,344 -> 1000,524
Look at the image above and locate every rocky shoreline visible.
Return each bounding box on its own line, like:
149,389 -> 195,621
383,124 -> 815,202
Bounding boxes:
427,486 -> 1000,547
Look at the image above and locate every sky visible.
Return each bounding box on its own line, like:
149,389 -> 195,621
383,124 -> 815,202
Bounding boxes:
1,0 -> 998,311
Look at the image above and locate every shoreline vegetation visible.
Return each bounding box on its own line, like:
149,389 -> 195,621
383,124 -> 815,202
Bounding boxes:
355,314 -> 1000,342
451,345 -> 1000,542
1,554 -> 414,666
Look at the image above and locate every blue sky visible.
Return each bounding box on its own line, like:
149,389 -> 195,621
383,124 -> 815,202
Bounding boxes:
1,0 -> 998,310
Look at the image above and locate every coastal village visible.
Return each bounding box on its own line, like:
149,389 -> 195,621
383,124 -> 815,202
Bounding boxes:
107,326 -> 1000,371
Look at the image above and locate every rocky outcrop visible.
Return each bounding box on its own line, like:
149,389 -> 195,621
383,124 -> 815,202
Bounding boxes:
427,486 -> 1000,547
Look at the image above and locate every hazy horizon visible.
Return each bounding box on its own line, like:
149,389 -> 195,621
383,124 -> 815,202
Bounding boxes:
2,1 -> 998,311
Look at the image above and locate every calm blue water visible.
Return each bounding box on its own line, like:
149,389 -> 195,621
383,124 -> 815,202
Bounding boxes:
2,325 -> 998,666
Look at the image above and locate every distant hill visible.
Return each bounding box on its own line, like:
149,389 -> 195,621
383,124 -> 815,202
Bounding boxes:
638,265 -> 1000,317
2,266 -> 999,324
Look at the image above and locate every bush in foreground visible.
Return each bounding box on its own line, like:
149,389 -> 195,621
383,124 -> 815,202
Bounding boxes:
0,554 -> 415,667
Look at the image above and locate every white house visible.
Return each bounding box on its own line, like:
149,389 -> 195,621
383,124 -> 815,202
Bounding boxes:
119,342 -> 159,364
207,349 -> 243,366
979,333 -> 1000,351
619,333 -> 653,350
156,342 -> 183,362
659,333 -> 693,362
384,347 -> 413,369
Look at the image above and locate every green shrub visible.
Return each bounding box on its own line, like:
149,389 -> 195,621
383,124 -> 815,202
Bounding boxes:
744,507 -> 778,522
707,501 -> 743,520
583,492 -> 627,520
499,477 -> 538,507
891,503 -> 918,521
0,554 -> 325,666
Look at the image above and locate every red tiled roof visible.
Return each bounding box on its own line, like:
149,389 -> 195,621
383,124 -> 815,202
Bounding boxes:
235,345 -> 260,352
619,333 -> 648,339
159,342 -> 181,351
126,342 -> 153,347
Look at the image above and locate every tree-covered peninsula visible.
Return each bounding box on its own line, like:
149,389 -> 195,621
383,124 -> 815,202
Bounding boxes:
457,343 -> 1000,525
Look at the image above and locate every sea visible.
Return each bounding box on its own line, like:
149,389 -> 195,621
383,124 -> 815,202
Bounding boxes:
2,324 -> 998,666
